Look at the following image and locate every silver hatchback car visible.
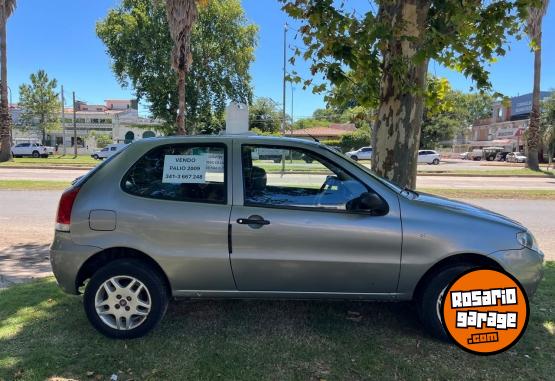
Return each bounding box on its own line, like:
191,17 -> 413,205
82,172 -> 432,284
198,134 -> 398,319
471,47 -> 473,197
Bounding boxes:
50,135 -> 544,339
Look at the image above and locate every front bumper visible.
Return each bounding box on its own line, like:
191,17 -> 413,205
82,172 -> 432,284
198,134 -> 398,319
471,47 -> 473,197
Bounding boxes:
489,247 -> 545,297
50,232 -> 101,294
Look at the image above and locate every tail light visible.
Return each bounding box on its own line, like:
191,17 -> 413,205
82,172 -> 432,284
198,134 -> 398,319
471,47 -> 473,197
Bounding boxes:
55,186 -> 80,232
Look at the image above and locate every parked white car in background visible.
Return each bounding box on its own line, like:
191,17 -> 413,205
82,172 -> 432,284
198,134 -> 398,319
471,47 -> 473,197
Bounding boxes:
506,152 -> 527,163
11,142 -> 54,158
418,150 -> 440,165
346,146 -> 372,161
91,143 -> 127,160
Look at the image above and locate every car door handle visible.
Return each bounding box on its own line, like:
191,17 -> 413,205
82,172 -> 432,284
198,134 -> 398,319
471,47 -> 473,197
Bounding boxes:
237,217 -> 270,226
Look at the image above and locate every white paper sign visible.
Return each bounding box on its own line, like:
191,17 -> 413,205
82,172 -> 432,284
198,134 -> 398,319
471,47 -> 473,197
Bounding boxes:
162,155 -> 207,183
206,153 -> 224,173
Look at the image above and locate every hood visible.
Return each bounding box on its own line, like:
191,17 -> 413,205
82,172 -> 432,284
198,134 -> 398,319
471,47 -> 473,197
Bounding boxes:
410,191 -> 525,230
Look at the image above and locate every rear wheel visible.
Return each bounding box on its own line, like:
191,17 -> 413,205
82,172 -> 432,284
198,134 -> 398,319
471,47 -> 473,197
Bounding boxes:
83,259 -> 169,339
432,158 -> 440,165
416,265 -> 472,341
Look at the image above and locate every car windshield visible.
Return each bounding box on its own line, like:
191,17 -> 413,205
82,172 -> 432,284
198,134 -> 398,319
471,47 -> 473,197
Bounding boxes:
320,144 -> 404,193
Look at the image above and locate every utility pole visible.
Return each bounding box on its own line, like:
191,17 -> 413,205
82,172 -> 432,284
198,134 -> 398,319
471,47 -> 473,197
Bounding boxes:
281,23 -> 288,175
61,85 -> 65,155
72,91 -> 77,156
282,23 -> 288,134
291,86 -> 294,134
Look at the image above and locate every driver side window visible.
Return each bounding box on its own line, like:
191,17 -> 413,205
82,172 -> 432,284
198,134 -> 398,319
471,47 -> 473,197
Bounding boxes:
242,145 -> 385,213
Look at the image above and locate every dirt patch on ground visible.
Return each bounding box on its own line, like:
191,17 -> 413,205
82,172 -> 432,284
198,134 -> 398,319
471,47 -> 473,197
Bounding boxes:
0,243 -> 52,288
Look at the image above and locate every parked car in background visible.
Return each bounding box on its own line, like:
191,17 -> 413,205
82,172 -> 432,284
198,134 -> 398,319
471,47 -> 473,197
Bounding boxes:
482,147 -> 504,161
459,152 -> 471,160
91,143 -> 127,160
11,142 -> 54,158
50,135 -> 544,340
495,152 -> 510,161
417,150 -> 440,165
470,149 -> 483,161
506,152 -> 527,163
346,146 -> 372,161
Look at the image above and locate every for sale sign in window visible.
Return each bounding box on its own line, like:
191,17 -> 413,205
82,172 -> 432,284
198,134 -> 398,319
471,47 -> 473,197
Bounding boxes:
162,155 -> 207,183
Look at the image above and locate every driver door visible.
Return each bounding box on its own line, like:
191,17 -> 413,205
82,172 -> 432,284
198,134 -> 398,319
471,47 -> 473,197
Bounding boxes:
229,143 -> 402,294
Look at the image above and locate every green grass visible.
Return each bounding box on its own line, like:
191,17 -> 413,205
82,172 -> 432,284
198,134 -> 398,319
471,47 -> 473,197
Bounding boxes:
1,180 -> 554,200
420,168 -> 555,177
0,263 -> 553,380
0,180 -> 71,190
419,188 -> 555,200
0,155 -> 96,167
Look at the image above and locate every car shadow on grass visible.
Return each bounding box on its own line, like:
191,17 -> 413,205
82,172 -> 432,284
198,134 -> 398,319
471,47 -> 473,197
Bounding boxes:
0,263 -> 554,381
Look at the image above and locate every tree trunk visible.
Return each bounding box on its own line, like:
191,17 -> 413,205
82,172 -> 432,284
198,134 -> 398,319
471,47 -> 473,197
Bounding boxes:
527,31 -> 542,171
0,2 -> 12,163
176,69 -> 187,135
371,0 -> 430,189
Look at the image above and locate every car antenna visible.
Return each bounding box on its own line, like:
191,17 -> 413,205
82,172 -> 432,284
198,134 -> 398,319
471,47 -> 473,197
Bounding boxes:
306,133 -> 320,143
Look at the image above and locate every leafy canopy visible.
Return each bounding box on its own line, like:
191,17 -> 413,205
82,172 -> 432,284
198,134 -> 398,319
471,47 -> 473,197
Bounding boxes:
97,0 -> 257,134
18,69 -> 60,137
281,0 -> 531,105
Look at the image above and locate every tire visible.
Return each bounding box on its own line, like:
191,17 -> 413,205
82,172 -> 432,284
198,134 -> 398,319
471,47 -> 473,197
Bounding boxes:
433,158 -> 440,165
351,155 -> 358,161
92,154 -> 99,160
273,158 -> 281,163
32,151 -> 40,158
83,258 -> 169,339
416,265 -> 472,341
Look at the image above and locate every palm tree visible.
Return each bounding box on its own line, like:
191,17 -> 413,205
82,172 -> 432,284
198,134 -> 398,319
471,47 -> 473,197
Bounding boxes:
0,0 -> 15,162
161,0 -> 207,135
525,0 -> 549,170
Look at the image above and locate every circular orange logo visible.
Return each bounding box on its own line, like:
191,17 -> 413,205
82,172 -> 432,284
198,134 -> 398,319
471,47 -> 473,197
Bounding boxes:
441,268 -> 529,355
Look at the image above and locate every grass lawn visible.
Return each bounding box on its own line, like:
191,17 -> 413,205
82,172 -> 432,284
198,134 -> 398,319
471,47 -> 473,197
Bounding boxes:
2,180 -> 555,200
0,263 -> 553,381
0,155 -> 97,167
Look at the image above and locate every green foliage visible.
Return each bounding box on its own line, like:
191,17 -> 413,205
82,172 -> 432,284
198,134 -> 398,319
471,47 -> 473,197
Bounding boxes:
339,127 -> 371,153
292,118 -> 331,130
249,98 -> 282,134
94,133 -> 112,148
18,70 -> 60,142
422,77 -> 494,148
281,0 -> 530,102
320,139 -> 341,147
541,92 -> 555,161
97,0 -> 257,135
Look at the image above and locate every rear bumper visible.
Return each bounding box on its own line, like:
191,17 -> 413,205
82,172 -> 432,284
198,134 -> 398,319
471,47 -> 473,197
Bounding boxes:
489,248 -> 545,297
49,232 -> 101,294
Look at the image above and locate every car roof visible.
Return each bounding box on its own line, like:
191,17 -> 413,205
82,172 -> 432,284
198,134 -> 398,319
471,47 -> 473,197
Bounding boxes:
137,134 -> 323,148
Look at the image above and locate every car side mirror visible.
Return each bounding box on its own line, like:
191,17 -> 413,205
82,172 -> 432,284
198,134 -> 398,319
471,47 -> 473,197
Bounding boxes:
347,192 -> 387,214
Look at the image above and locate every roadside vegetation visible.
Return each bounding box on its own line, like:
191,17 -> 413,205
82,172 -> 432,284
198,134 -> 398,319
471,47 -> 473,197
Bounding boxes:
0,155 -> 97,167
1,262 -> 553,380
2,179 -> 554,201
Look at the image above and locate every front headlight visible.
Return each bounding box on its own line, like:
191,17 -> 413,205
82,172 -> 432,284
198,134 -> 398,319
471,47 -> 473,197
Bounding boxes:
516,231 -> 539,252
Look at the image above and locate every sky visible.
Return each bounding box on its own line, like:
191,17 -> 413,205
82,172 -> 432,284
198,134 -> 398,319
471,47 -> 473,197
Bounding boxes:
6,0 -> 555,120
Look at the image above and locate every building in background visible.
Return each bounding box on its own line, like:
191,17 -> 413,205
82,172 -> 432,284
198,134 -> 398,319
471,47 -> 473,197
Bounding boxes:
470,91 -> 552,153
10,99 -> 162,151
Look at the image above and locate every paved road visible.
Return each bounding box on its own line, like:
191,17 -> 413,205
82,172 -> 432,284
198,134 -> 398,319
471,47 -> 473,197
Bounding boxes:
2,167 -> 555,190
1,190 -> 553,287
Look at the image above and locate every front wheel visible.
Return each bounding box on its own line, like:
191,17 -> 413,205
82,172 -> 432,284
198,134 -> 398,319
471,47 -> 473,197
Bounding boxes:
32,151 -> 40,158
351,155 -> 358,161
416,265 -> 471,341
92,154 -> 99,160
432,158 -> 440,165
83,259 -> 169,339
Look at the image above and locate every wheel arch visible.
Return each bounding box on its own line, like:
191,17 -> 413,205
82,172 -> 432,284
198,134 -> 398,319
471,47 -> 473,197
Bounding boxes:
412,253 -> 503,301
76,247 -> 172,295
